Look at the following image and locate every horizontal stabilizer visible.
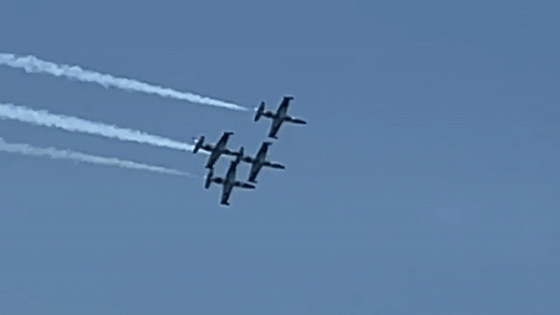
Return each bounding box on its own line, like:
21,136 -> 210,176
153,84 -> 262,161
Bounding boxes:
193,135 -> 205,154
254,102 -> 265,122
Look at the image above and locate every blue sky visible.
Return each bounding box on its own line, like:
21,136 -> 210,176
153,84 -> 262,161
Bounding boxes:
1,1 -> 559,313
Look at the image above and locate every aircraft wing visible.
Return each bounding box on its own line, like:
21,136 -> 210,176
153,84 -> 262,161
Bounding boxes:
215,132 -> 233,151
276,96 -> 292,116
247,163 -> 264,183
285,116 -> 307,125
268,117 -> 284,139
220,183 -> 233,205
205,150 -> 221,169
234,181 -> 256,189
255,142 -> 270,161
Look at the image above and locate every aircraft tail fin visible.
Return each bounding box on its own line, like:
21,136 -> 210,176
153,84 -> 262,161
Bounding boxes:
235,146 -> 244,164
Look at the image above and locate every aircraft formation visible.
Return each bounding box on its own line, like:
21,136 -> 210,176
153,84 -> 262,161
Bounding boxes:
193,96 -> 307,206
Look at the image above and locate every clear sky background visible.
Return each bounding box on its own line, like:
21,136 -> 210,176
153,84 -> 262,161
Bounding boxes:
1,1 -> 559,313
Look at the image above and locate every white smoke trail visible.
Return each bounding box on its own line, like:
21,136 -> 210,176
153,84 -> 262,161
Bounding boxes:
0,102 -> 204,153
0,137 -> 195,177
0,53 -> 247,111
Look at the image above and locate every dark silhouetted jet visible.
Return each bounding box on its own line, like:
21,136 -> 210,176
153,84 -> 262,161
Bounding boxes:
254,96 -> 307,139
205,146 -> 256,206
193,131 -> 239,169
241,141 -> 285,183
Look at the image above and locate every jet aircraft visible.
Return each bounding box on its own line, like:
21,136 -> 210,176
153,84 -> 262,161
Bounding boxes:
193,131 -> 239,169
254,96 -> 307,139
241,141 -> 285,183
205,147 -> 256,206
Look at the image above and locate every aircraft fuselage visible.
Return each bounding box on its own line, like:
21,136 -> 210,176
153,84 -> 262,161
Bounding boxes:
220,160 -> 239,205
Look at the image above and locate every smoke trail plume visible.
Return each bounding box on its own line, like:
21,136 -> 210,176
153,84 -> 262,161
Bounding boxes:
0,137 -> 195,177
0,53 -> 247,111
0,102 -> 204,153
